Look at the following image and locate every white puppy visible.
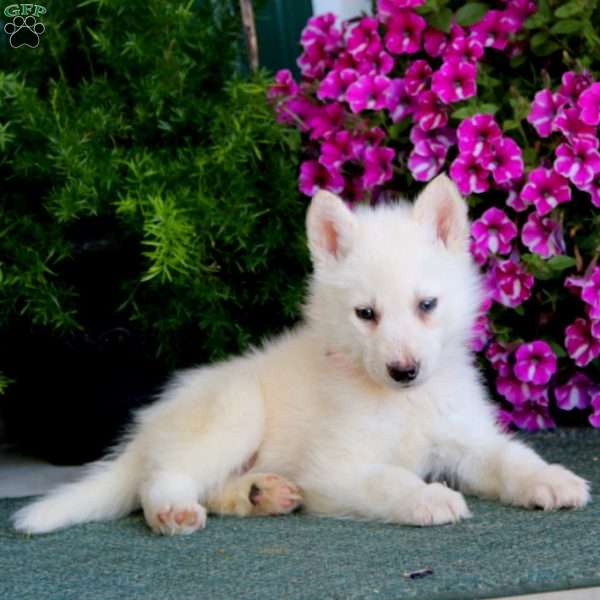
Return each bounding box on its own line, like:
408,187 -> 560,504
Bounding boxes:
13,174 -> 590,535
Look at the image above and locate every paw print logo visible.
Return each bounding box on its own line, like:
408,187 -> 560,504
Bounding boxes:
4,15 -> 45,48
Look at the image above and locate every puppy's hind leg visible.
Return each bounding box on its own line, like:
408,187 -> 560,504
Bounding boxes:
206,472 -> 303,517
137,370 -> 266,535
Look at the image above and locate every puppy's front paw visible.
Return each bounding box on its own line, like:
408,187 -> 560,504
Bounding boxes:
410,483 -> 471,526
247,474 -> 303,516
145,502 -> 207,535
514,464 -> 590,510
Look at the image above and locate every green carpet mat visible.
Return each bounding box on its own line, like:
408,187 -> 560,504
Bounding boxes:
2,430 -> 600,600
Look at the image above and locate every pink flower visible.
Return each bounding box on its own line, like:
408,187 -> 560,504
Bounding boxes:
450,153 -> 490,195
346,75 -> 391,113
505,179 -> 530,212
553,107 -> 598,145
486,341 -> 511,376
444,33 -> 485,63
384,78 -> 417,122
487,258 -> 534,308
299,160 -> 345,196
513,341 -> 557,386
521,212 -> 565,258
319,130 -> 354,169
357,50 -> 395,76
578,82 -> 600,126
497,408 -> 513,432
268,69 -> 299,100
456,114 -> 502,159
556,71 -> 593,107
581,267 -> 600,319
423,27 -> 447,58
471,207 -> 517,257
590,390 -> 600,428
554,139 -> 600,189
480,137 -> 524,184
408,141 -> 447,182
378,0 -> 426,19
470,10 -> 520,50
412,90 -> 449,131
306,103 -> 345,140
384,10 -> 426,55
471,314 -> 491,352
317,68 -> 359,101
520,167 -> 572,216
410,125 -> 456,151
362,146 -> 396,188
431,59 -> 477,104
404,59 -> 432,96
505,0 -> 537,21
511,401 -> 556,431
301,13 -> 341,53
565,318 -> 600,367
582,173 -> 600,208
497,374 -> 548,406
275,96 -> 314,129
555,372 -> 596,411
347,17 -> 382,59
527,89 -> 560,138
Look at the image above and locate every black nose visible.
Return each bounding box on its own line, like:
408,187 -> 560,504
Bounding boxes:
387,362 -> 420,383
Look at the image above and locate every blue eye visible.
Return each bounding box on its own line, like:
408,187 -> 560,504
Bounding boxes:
418,298 -> 438,313
355,307 -> 377,321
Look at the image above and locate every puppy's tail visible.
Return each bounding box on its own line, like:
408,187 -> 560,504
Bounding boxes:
12,444 -> 141,534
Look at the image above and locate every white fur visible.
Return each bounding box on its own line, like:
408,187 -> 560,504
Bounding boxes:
13,174 -> 590,535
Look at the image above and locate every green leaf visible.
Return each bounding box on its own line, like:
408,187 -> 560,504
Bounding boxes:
455,2 -> 489,26
548,340 -> 567,358
531,40 -> 561,57
428,8 -> 453,33
550,19 -> 581,34
555,0 -> 586,18
547,255 -> 577,271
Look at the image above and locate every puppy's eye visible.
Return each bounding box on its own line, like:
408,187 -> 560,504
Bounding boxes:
355,307 -> 377,321
418,297 -> 438,313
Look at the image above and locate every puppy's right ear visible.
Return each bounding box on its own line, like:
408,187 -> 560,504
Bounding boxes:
306,190 -> 357,265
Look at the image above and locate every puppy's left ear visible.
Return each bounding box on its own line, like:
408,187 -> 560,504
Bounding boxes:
413,173 -> 469,253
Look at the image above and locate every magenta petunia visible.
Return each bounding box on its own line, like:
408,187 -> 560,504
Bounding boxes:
378,0 -> 426,19
268,69 -> 299,100
486,341 -> 511,376
444,33 -> 484,63
431,59 -> 477,104
470,10 -> 521,50
554,139 -> 600,189
520,167 -> 572,216
384,78 -> 417,122
513,340 -> 557,386
496,374 -> 548,406
449,153 -> 490,195
471,314 -> 491,352
582,173 -> 600,208
299,160 -> 345,196
346,17 -> 382,59
423,27 -> 447,58
527,89 -> 561,138
581,267 -> 600,320
362,146 -> 396,188
565,318 -> 600,367
384,10 -> 426,55
497,408 -> 513,432
505,179 -> 530,212
577,82 -> 600,126
412,90 -> 449,131
410,125 -> 456,151
556,71 -> 593,107
505,0 -> 537,21
511,400 -> 556,431
356,50 -> 395,76
456,114 -> 502,158
480,137 -> 524,184
408,141 -> 447,182
590,390 -> 600,428
553,107 -> 598,145
300,13 -> 341,53
487,258 -> 534,308
306,102 -> 345,140
555,372 -> 596,411
471,207 -> 517,257
346,75 -> 391,113
317,68 -> 359,102
521,212 -> 565,258
319,130 -> 354,169
404,59 -> 433,96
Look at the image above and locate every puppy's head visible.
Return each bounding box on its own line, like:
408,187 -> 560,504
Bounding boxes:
306,174 -> 481,390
